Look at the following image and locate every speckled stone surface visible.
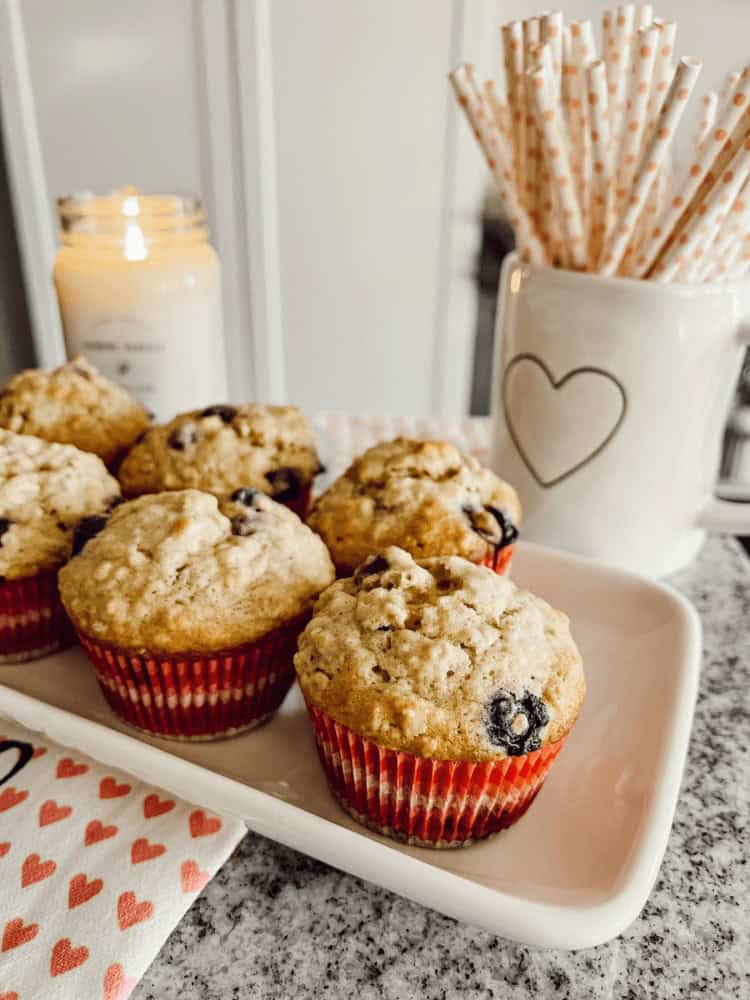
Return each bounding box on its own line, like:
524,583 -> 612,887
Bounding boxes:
133,535 -> 750,1000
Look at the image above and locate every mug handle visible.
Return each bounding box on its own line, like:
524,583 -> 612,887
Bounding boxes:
0,739 -> 34,787
697,319 -> 750,533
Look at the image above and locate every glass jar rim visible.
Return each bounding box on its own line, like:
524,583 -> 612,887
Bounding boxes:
57,187 -> 204,228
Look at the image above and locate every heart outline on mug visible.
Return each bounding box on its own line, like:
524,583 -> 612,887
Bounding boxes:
502,353 -> 628,489
0,740 -> 34,787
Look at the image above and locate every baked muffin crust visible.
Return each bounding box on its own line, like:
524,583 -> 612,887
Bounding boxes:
59,488 -> 335,653
0,430 -> 120,579
0,356 -> 150,466
307,437 -> 521,574
118,403 -> 320,501
295,546 -> 584,760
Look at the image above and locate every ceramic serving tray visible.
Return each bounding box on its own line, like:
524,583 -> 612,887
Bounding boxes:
0,541 -> 700,950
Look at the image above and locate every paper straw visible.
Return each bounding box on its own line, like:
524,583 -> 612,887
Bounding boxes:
636,62 -> 749,276
693,92 -> 719,152
570,20 -> 596,243
615,24 -> 658,207
647,20 -> 676,126
652,135 -> 750,282
541,10 -> 564,100
586,60 -> 613,266
522,19 -> 542,210
449,65 -> 547,265
502,22 -> 526,194
601,57 -> 702,276
727,232 -> 750,279
484,80 -> 509,138
602,8 -> 615,97
636,3 -> 653,28
698,178 -> 750,280
609,4 -> 636,154
529,58 -> 587,268
719,70 -> 741,108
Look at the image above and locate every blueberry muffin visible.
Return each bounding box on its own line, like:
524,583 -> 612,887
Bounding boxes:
118,403 -> 320,515
0,356 -> 150,467
296,546 -> 584,846
60,488 -> 334,738
0,430 -> 120,661
307,438 -> 521,576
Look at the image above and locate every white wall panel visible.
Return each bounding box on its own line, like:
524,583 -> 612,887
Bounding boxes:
22,0 -> 202,197
270,0 -> 466,415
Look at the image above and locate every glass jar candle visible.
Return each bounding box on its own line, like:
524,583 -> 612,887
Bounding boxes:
54,188 -> 227,420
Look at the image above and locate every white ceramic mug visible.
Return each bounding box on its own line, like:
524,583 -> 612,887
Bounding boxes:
490,254 -> 750,576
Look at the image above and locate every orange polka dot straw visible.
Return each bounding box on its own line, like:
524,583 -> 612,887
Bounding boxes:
570,20 -> 597,251
529,57 -> 587,269
654,136 -> 750,282
691,176 -> 750,282
448,64 -> 547,266
719,69 -> 741,109
637,3 -> 654,29
692,92 -> 719,154
607,4 -> 636,161
501,21 -> 527,197
586,60 -> 614,267
540,10 -> 564,100
646,20 -> 676,127
601,56 -> 702,277
614,25 -> 658,212
636,64 -> 750,277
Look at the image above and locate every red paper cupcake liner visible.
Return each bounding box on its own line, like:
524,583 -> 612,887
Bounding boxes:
0,571 -> 74,663
477,544 -> 514,575
76,618 -> 307,741
284,484 -> 312,519
305,701 -> 567,848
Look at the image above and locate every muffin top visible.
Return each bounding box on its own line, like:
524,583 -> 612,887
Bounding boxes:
295,546 -> 584,761
307,437 -> 521,574
59,487 -> 335,653
117,403 -> 320,502
0,356 -> 150,466
0,430 -> 120,579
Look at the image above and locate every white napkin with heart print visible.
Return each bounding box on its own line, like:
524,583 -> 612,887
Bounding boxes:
0,718 -> 244,1000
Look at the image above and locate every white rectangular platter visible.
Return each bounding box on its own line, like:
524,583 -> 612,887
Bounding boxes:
0,541 -> 701,950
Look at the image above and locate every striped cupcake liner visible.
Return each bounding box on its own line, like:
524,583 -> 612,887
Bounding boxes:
477,544 -> 514,575
0,571 -> 74,663
284,484 -> 312,519
305,701 -> 567,848
76,618 -> 307,741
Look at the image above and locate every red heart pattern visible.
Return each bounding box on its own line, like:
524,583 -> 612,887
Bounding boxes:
143,793 -> 175,819
2,917 -> 38,952
103,963 -> 125,1000
85,819 -> 119,846
189,809 -> 222,838
0,787 -> 28,813
0,723 -> 238,995
31,746 -> 47,758
57,757 -> 89,779
99,777 -> 131,799
181,859 -> 210,894
117,891 -> 154,931
68,872 -> 104,909
103,963 -> 137,1000
51,936 -> 89,976
39,799 -> 72,827
131,837 -> 166,865
21,852 -> 57,887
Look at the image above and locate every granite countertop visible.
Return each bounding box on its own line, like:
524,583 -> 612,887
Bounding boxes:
134,535 -> 750,1000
